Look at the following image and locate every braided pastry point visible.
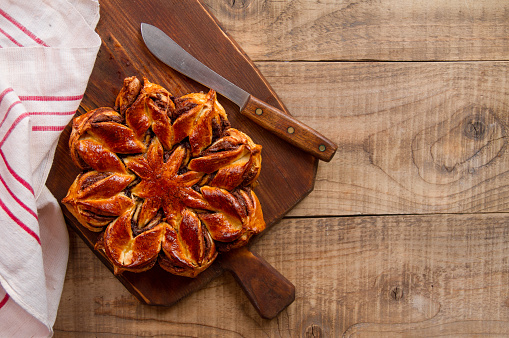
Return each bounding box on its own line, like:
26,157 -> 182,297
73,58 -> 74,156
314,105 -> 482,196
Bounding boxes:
63,77 -> 265,277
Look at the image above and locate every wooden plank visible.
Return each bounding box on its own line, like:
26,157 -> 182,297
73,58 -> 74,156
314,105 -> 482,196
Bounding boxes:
247,61 -> 509,216
54,213 -> 509,336
50,0 -> 509,336
202,0 -> 509,61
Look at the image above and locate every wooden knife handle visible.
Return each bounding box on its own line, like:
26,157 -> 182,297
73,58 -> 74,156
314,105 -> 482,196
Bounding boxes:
220,246 -> 295,319
242,95 -> 337,162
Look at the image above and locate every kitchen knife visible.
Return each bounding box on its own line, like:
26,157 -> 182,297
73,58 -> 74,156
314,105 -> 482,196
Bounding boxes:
141,23 -> 337,162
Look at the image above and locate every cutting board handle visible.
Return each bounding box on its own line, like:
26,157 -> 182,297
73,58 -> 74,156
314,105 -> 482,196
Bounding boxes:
220,246 -> 295,319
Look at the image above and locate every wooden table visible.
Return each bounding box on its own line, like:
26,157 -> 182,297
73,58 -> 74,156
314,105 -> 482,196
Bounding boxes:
53,0 -> 509,336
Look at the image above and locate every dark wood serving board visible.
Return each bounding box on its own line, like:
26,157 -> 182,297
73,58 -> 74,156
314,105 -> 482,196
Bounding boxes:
46,0 -> 317,318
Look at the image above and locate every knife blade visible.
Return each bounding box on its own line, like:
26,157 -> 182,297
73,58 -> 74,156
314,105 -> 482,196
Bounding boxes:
141,23 -> 337,162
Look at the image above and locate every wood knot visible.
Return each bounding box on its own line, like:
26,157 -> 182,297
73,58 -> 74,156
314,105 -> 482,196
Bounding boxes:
305,324 -> 324,338
411,105 -> 506,184
390,286 -> 404,301
463,115 -> 486,140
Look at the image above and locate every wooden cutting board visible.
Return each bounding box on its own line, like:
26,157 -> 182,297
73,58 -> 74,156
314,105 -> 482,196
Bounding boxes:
46,0 -> 317,318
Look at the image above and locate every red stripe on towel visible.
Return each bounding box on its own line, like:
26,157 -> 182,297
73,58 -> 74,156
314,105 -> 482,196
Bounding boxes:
0,293 -> 9,309
0,88 -> 13,103
0,173 -> 37,220
0,112 -> 29,147
0,27 -> 22,47
31,125 -> 66,132
0,100 -> 21,131
28,111 -> 76,116
0,8 -> 48,47
0,150 -> 34,195
19,94 -> 83,102
0,197 -> 40,244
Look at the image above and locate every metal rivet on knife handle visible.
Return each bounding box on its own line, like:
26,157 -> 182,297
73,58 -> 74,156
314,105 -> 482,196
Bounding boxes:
255,108 -> 263,115
242,95 -> 337,162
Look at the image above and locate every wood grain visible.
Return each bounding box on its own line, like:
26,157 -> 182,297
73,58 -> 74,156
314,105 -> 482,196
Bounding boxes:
52,0 -> 509,336
250,61 -> 509,216
54,213 -> 509,336
202,0 -> 509,61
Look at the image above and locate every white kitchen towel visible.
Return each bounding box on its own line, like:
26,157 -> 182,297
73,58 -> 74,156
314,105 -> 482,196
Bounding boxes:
0,0 -> 100,336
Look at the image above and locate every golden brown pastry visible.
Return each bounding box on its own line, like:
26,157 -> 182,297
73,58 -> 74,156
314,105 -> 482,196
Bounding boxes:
63,77 -> 265,277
